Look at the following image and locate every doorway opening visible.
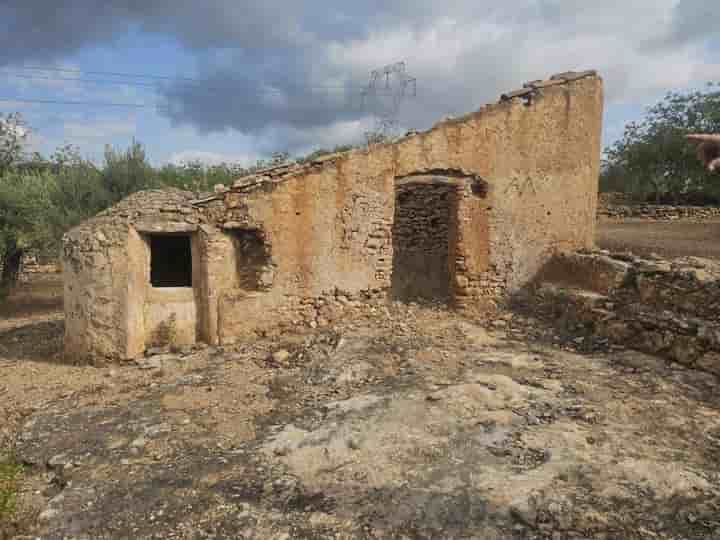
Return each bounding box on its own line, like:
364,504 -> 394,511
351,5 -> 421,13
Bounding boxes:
391,180 -> 458,302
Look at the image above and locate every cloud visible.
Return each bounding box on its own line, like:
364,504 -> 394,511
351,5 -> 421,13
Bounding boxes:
653,0 -> 720,48
1,1 -> 719,155
168,149 -> 257,166
2,63 -> 86,95
63,116 -> 137,140
157,0 -> 720,152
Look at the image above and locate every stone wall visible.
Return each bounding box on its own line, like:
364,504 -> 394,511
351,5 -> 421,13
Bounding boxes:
62,189 -> 223,363
598,192 -> 634,208
62,70 -> 604,362
534,250 -> 720,376
0,252 -> 59,281
215,70 -> 603,316
598,203 -> 720,221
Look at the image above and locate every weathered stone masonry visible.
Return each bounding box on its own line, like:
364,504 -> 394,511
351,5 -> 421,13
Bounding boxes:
62,71 -> 604,363
392,180 -> 458,301
534,250 -> 720,376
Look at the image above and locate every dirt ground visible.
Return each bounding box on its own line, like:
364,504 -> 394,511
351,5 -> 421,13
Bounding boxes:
597,218 -> 720,259
2,256 -> 720,539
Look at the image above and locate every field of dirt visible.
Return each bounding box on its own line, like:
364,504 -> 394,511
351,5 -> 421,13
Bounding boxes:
2,270 -> 720,539
597,218 -> 720,260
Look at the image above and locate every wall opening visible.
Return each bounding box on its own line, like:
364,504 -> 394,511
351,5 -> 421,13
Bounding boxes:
149,234 -> 192,287
230,229 -> 273,291
391,180 -> 458,302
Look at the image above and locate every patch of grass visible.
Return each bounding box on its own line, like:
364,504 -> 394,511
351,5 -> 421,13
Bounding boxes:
0,455 -> 23,522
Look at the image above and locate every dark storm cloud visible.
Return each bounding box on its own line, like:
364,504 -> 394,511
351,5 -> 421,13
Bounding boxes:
0,0 -> 480,150
158,54 -> 367,135
0,2 -> 126,66
0,0 -> 496,64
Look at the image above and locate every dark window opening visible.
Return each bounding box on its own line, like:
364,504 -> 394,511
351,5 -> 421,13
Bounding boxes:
231,229 -> 272,291
149,234 -> 192,287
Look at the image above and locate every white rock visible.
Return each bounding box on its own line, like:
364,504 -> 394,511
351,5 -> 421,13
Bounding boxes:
272,349 -> 291,363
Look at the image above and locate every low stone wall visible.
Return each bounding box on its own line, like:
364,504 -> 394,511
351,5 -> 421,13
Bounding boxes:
598,191 -> 634,208
21,254 -> 60,276
0,252 -> 60,282
599,204 -> 720,220
534,250 -> 720,375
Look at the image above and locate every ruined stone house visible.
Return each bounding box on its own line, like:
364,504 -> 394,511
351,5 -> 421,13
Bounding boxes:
62,71 -> 604,363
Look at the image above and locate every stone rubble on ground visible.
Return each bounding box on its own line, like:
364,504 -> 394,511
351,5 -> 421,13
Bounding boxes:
534,249 -> 720,375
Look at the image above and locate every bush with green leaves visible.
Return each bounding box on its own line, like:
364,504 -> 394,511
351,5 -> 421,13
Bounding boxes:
0,170 -> 58,294
601,84 -> 720,202
0,455 -> 23,522
0,113 -> 27,175
101,138 -> 159,201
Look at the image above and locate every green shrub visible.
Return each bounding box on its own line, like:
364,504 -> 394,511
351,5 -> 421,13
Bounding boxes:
0,455 -> 23,522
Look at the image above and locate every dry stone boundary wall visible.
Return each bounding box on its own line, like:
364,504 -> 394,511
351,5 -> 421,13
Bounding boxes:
598,191 -> 720,220
0,252 -> 60,282
534,250 -> 720,376
599,204 -> 720,221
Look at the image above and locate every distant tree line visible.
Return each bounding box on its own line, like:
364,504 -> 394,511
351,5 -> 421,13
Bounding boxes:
601,83 -> 720,203
0,112 -> 359,296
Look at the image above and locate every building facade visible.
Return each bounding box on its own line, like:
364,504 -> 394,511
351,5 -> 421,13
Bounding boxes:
62,71 -> 604,363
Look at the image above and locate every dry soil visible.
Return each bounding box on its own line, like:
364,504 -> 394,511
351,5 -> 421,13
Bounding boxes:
597,218 -> 720,259
1,247 -> 720,539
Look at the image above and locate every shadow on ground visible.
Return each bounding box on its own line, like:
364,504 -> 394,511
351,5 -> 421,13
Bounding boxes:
5,303 -> 719,540
0,274 -> 63,321
0,320 -> 64,364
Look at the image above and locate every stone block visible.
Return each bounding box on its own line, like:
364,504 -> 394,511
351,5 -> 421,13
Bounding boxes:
696,352 -> 720,375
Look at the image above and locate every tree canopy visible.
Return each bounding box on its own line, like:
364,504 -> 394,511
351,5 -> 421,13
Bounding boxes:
601,84 -> 720,202
0,113 -> 28,174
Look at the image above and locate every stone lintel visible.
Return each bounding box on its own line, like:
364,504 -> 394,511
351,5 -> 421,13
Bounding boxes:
134,222 -> 198,234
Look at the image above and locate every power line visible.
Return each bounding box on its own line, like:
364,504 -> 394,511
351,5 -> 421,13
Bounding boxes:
15,65 -> 200,83
0,96 -> 380,113
0,94 -> 398,111
3,72 -> 397,95
3,72 -> 162,89
9,65 -> 377,91
2,73 -> 404,110
0,96 -> 161,109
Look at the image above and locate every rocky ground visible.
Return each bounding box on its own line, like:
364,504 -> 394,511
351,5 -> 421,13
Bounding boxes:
1,275 -> 720,539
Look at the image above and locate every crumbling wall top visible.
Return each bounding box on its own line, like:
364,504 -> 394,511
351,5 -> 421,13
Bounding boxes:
65,188 -> 207,241
195,69 -> 601,205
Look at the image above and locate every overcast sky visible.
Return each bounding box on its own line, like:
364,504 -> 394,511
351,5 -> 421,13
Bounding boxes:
1,1 -> 719,165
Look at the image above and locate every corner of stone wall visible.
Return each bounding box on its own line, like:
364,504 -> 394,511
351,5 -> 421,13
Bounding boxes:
62,222 -> 133,364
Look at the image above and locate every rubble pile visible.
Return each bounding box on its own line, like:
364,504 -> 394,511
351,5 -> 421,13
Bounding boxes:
533,250 -> 720,375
